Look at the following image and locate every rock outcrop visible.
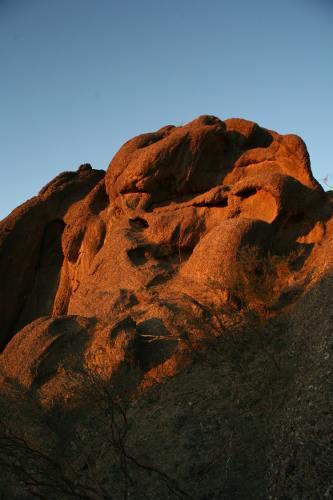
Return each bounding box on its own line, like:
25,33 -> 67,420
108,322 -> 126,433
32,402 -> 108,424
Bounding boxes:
0,164 -> 105,349
0,116 -> 332,499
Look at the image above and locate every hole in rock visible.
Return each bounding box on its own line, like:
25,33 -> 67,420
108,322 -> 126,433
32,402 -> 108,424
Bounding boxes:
194,198 -> 228,208
129,217 -> 149,230
236,187 -> 257,199
127,247 -> 148,266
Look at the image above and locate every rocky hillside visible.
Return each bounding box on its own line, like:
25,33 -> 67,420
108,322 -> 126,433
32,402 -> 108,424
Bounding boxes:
0,115 -> 332,499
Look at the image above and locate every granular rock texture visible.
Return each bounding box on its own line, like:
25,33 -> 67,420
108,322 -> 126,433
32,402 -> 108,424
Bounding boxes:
0,164 -> 104,349
0,116 -> 332,499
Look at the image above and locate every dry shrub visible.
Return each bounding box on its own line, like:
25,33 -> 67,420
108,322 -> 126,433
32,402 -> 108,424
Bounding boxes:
234,245 -> 303,320
0,369 -> 192,500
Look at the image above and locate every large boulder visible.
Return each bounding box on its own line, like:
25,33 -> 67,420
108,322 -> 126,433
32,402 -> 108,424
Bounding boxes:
0,116 -> 332,499
0,116 -> 330,355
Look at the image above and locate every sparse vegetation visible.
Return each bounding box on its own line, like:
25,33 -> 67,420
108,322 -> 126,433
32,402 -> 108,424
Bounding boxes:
322,175 -> 333,189
233,244 -> 304,321
0,372 -> 193,499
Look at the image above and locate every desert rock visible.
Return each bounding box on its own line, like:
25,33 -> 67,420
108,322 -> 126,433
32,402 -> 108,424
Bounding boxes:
0,116 -> 332,499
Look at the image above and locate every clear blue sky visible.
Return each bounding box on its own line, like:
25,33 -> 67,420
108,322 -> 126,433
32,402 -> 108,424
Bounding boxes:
1,0 -> 332,220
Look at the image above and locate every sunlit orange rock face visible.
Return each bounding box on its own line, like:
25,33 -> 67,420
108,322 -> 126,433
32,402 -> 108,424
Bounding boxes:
0,115 -> 331,397
1,116 -> 332,499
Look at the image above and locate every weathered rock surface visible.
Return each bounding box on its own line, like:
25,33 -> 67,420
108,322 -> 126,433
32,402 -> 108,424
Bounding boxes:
0,164 -> 104,349
0,116 -> 332,499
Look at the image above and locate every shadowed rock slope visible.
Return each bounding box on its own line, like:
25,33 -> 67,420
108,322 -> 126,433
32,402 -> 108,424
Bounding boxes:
0,116 -> 332,499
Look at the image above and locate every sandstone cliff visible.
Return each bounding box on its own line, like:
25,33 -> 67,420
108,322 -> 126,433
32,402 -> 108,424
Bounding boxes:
0,116 -> 332,499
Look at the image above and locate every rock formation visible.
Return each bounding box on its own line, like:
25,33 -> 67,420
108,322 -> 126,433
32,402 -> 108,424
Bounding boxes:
0,116 -> 332,499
